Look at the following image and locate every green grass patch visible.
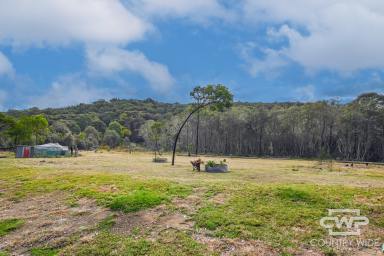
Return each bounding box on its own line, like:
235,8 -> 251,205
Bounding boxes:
65,196 -> 80,207
0,166 -> 192,214
276,187 -> 318,203
194,184 -> 384,250
108,190 -> 166,212
0,218 -> 24,237
98,215 -> 116,231
30,248 -> 59,256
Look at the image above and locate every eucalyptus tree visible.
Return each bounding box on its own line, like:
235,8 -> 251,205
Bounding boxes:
108,121 -> 124,137
7,114 -> 48,145
84,126 -> 100,149
171,84 -> 233,165
0,113 -> 15,133
140,120 -> 164,160
191,86 -> 205,155
103,129 -> 121,149
0,113 -> 15,147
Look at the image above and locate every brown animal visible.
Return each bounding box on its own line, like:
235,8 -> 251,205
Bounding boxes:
191,159 -> 204,172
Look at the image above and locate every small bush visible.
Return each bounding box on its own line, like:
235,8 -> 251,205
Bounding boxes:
205,160 -> 217,168
206,160 -> 227,168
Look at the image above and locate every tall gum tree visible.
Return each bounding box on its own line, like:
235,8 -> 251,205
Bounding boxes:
171,84 -> 233,165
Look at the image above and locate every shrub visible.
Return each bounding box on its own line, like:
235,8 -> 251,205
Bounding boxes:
206,159 -> 227,167
205,160 -> 217,168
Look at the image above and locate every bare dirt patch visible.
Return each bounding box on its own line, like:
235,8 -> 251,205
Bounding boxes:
111,188 -> 284,256
0,192 -> 110,255
194,234 -> 280,256
111,205 -> 165,236
354,248 -> 383,256
172,194 -> 201,213
209,193 -> 227,205
110,187 -> 205,240
97,184 -> 119,193
111,204 -> 194,240
171,187 -> 206,214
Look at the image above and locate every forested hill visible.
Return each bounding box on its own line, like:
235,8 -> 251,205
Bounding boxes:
7,98 -> 184,121
3,93 -> 384,162
6,98 -> 186,142
4,97 -> 304,143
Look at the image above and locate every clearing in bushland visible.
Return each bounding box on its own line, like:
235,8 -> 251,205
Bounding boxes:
0,151 -> 383,255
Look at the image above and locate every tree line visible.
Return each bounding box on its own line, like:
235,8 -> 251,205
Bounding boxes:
1,98 -> 184,150
1,92 -> 384,162
144,93 -> 384,162
0,112 -> 132,150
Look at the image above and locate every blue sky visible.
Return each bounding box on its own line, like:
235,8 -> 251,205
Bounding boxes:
0,0 -> 384,110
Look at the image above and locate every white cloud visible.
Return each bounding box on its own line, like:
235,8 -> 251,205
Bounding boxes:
0,0 -> 150,47
87,47 -> 175,91
242,1 -> 384,73
238,42 -> 288,77
0,52 -> 13,76
0,0 -> 236,47
128,0 -> 235,23
30,75 -> 110,109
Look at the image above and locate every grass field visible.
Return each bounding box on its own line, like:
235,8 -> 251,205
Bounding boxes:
0,151 -> 383,255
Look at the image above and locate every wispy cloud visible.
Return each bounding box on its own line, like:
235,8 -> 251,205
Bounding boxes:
0,51 -> 14,77
238,42 -> 288,77
127,0 -> 236,24
29,74 -> 111,109
87,47 -> 175,92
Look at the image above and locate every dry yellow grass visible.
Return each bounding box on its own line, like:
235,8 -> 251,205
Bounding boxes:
6,150 -> 384,187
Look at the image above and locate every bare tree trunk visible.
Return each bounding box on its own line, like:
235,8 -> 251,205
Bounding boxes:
195,109 -> 200,155
172,104 -> 209,165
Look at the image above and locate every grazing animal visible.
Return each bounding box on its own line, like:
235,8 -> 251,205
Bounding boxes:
191,159 -> 203,172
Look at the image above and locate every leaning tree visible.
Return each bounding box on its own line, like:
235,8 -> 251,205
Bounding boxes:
171,84 -> 233,165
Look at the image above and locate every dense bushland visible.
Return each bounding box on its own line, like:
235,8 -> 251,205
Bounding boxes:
1,93 -> 384,161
